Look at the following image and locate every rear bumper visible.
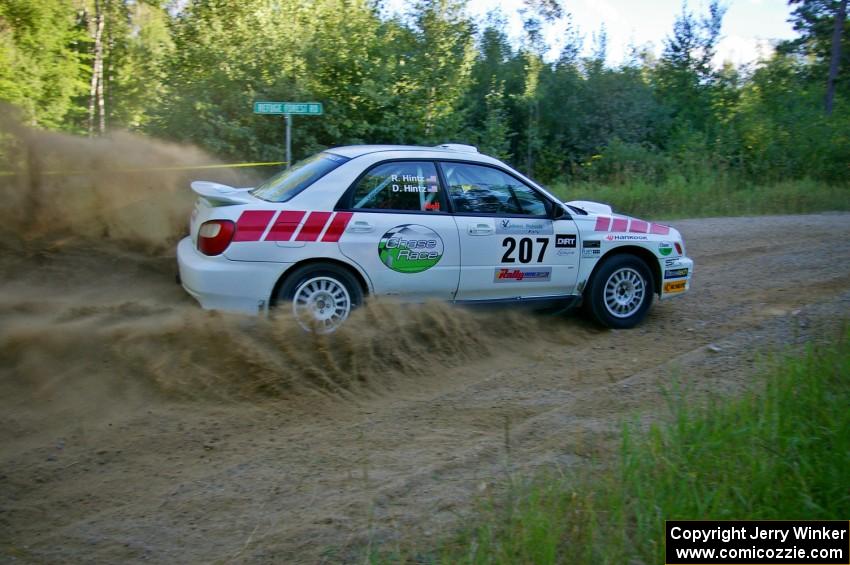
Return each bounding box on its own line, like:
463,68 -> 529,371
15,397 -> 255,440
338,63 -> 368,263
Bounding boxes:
176,237 -> 291,314
659,256 -> 694,299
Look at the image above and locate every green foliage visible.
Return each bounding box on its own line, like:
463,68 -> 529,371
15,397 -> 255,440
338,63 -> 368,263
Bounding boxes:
474,78 -> 512,160
146,0 -> 476,162
549,175 -> 850,219
105,1 -> 174,130
387,329 -> 850,564
0,0 -> 848,192
779,0 -> 850,89
0,0 -> 90,129
407,0 -> 476,142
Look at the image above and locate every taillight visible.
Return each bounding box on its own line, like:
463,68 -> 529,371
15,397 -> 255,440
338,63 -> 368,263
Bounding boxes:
674,242 -> 684,255
198,220 -> 235,256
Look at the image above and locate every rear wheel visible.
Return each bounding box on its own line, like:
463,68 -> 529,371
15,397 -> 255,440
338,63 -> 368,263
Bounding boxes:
584,254 -> 653,329
276,263 -> 363,333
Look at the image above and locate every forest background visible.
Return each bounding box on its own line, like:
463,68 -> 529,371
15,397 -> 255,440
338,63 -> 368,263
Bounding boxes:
1,0 -> 848,216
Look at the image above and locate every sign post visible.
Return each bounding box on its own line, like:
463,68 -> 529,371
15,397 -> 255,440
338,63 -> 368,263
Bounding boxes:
253,102 -> 324,169
285,114 -> 292,171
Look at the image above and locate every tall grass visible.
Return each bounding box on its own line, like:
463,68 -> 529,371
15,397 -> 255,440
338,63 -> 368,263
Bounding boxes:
546,175 -> 850,219
379,330 -> 850,564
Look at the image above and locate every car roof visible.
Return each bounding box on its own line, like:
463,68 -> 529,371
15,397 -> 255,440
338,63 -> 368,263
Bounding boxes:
325,144 -> 481,159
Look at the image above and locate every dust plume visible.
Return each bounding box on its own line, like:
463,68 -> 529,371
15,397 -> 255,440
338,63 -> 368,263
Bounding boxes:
0,112 -> 590,417
0,108 -> 260,253
0,289 -> 575,406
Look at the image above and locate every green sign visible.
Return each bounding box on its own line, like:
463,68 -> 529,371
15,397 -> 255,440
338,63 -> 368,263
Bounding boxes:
253,101 -> 323,115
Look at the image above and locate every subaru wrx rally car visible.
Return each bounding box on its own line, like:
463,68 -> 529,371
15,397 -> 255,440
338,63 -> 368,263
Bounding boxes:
177,144 -> 693,332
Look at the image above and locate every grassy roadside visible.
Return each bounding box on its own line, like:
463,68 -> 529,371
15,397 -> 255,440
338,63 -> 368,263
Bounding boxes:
546,177 -> 850,219
374,329 -> 850,564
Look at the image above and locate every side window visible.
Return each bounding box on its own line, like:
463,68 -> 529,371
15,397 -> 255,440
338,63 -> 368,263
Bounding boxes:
442,162 -> 549,216
350,161 -> 443,212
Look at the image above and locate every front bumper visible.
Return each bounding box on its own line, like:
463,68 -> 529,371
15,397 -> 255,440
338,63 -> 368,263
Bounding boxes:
176,237 -> 291,314
659,256 -> 694,299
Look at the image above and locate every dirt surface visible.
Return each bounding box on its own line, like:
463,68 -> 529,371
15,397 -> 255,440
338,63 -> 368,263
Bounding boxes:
2,212 -> 850,563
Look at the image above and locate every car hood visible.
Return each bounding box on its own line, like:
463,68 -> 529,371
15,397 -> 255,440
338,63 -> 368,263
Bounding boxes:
565,199 -> 678,239
565,200 -> 614,216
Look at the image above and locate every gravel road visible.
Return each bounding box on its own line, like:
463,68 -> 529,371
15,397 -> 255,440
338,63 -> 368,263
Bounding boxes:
2,212 -> 849,563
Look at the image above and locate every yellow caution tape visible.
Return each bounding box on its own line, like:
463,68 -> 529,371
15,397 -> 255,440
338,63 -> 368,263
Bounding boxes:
0,161 -> 286,177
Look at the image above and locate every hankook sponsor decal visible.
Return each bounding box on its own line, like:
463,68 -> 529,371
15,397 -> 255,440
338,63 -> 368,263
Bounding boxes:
606,234 -> 648,241
378,224 -> 444,273
493,267 -> 552,282
495,218 -> 554,235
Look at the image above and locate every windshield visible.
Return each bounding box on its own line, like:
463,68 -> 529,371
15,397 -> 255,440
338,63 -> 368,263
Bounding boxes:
251,152 -> 349,202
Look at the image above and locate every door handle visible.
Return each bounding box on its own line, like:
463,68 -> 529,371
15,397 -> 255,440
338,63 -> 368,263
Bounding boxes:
347,220 -> 374,233
468,223 -> 494,236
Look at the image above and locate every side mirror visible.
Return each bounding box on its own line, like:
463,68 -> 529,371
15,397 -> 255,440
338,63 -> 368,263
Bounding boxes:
551,204 -> 568,220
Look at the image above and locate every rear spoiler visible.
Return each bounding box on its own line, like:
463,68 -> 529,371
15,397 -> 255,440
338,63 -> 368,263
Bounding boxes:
190,181 -> 254,205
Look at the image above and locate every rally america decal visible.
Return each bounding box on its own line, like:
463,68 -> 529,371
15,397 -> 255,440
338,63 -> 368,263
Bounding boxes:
378,224 -> 444,273
495,218 -> 554,235
494,267 -> 552,282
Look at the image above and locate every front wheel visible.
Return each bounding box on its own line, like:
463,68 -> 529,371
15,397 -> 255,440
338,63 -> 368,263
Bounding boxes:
584,254 -> 653,329
276,263 -> 364,333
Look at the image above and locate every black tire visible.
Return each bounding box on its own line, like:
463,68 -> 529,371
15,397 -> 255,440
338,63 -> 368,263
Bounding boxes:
275,262 -> 364,333
583,253 -> 654,329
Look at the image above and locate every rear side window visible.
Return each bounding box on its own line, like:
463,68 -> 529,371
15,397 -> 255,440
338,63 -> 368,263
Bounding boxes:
442,162 -> 549,216
349,161 -> 443,212
251,152 -> 349,202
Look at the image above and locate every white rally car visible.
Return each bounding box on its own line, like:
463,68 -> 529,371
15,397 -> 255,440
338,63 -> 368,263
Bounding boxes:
177,144 -> 693,332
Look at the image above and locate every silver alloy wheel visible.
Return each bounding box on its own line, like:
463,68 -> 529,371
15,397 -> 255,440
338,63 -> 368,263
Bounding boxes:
292,276 -> 352,333
603,267 -> 646,319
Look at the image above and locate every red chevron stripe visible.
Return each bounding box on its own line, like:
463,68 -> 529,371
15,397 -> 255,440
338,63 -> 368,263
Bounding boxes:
629,219 -> 648,233
595,216 -> 611,231
611,217 -> 628,232
321,212 -> 353,242
650,223 -> 671,235
265,210 -> 306,242
295,211 -> 332,242
233,210 -> 275,242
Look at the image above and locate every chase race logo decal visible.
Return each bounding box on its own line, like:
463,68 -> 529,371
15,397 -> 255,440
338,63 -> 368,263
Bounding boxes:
378,224 -> 444,273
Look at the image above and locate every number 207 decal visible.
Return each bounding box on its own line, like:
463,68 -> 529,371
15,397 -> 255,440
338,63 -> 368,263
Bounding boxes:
501,237 -> 549,263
